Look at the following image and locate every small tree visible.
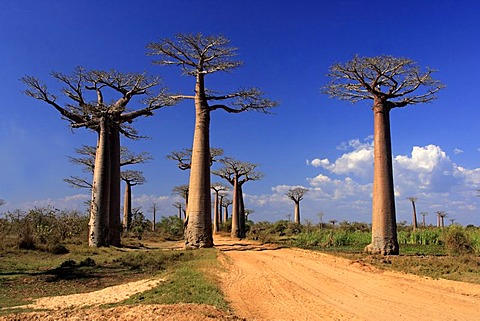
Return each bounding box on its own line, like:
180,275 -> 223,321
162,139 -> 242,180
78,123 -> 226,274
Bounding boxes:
211,183 -> 229,234
213,157 -> 263,239
121,170 -> 146,232
323,55 -> 443,255
222,198 -> 232,222
420,212 -> 428,227
148,33 -> 277,248
407,197 -> 418,232
172,185 -> 189,219
286,187 -> 308,224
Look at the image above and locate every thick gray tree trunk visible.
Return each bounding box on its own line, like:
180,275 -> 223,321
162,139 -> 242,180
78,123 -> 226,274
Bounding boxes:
123,182 -> 132,232
365,99 -> 399,255
109,126 -> 121,246
213,191 -> 220,234
238,184 -> 246,238
294,201 -> 300,224
184,74 -> 213,248
89,117 -> 111,247
231,175 -> 240,238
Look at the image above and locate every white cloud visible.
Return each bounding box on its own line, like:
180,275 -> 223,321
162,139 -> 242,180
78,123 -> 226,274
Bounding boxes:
302,138 -> 480,225
307,137 -> 373,178
454,148 -> 464,155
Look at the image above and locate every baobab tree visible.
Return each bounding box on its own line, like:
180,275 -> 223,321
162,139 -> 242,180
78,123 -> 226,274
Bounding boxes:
323,56 -> 444,255
148,33 -> 278,248
65,145 -> 151,189
22,68 -> 174,247
172,184 -> 189,219
211,183 -> 229,234
213,157 -> 263,238
436,211 -> 447,228
286,187 -> 308,224
151,203 -> 158,232
121,170 -> 146,232
167,147 -> 224,170
222,197 -> 232,222
173,202 -> 184,220
420,212 -> 428,227
407,197 -> 418,232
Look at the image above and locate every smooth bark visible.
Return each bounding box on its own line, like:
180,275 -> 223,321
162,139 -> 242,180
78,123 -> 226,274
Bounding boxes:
231,175 -> 240,238
184,74 -> 213,248
365,99 -> 399,255
122,182 -> 132,231
109,126 -> 121,245
89,117 -> 111,247
294,201 -> 301,224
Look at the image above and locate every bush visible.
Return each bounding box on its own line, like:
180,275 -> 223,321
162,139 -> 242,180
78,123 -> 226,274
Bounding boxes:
155,216 -> 184,240
0,207 -> 88,251
443,226 -> 474,256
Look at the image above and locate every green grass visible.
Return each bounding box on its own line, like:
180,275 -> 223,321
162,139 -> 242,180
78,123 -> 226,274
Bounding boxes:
120,248 -> 229,310
0,240 -> 230,315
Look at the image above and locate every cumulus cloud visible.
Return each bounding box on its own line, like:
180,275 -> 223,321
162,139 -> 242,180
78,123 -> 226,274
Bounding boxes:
303,138 -> 480,225
393,145 -> 462,195
307,137 -> 373,178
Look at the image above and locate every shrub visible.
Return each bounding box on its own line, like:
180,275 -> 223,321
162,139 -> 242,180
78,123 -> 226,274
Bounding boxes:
155,216 -> 184,240
443,226 -> 474,256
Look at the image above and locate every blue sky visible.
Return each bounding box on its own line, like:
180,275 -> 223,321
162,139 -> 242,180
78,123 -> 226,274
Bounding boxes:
1,0 -> 480,226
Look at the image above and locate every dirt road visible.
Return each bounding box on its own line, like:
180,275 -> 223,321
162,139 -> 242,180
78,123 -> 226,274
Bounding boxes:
216,236 -> 480,321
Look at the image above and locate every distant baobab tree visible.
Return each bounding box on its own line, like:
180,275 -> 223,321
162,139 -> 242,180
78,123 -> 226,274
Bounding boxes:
286,187 -> 308,224
65,144 -> 151,196
407,197 -> 418,232
213,157 -> 263,239
436,211 -> 447,228
211,183 -> 229,234
121,170 -> 146,232
173,202 -> 183,220
323,56 -> 444,255
245,209 -> 254,221
222,198 -> 232,222
420,212 -> 428,227
449,218 -> 455,225
151,203 -> 158,232
148,33 -> 278,248
329,219 -> 338,227
167,147 -> 224,170
22,68 -> 175,247
172,185 -> 189,219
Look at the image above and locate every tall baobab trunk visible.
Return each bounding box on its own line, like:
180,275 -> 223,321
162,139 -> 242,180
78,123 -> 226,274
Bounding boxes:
238,184 -> 246,238
410,199 -> 418,232
231,175 -> 240,238
152,203 -> 157,232
223,204 -> 229,222
184,74 -> 213,248
365,99 -> 399,255
89,117 -> 111,247
122,182 -> 132,232
109,126 -> 121,246
213,192 -> 220,234
294,201 -> 300,224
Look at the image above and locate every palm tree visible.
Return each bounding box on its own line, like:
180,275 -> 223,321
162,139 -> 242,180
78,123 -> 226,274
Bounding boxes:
148,34 -> 277,248
323,56 -> 444,255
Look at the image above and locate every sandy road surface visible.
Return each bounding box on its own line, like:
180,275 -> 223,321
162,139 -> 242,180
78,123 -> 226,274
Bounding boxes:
216,237 -> 480,321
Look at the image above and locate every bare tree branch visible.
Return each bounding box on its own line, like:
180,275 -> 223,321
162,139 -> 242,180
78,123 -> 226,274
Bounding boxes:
322,55 -> 444,108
